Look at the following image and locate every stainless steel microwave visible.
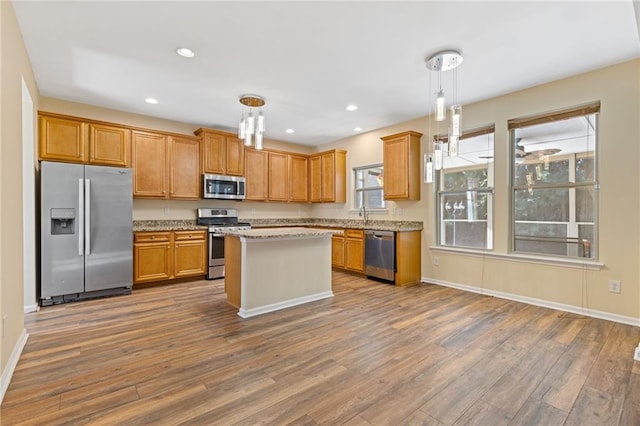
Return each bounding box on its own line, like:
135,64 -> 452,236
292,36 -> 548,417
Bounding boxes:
202,174 -> 246,200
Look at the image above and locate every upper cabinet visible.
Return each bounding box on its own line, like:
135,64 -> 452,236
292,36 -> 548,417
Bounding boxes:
245,148 -> 269,201
310,149 -> 346,203
132,131 -> 169,199
39,113 -> 130,167
268,151 -> 289,202
195,128 -> 244,176
168,136 -> 201,200
381,131 -> 422,201
132,132 -> 200,200
289,154 -> 309,203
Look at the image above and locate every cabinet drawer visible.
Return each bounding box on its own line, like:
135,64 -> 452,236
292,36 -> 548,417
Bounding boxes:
345,229 -> 364,239
174,230 -> 206,241
134,232 -> 171,243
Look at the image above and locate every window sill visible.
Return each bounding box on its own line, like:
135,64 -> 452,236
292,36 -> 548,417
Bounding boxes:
430,246 -> 603,271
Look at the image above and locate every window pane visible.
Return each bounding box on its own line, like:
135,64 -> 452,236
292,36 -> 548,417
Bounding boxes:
353,164 -> 384,209
578,224 -> 594,258
514,223 -> 567,256
576,156 -> 595,183
513,159 -> 569,187
514,188 -> 569,222
362,189 -> 385,209
576,187 -> 594,222
443,168 -> 488,191
440,192 -> 491,249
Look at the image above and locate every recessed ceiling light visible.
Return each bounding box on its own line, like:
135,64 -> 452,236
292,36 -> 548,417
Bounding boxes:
346,104 -> 358,111
176,47 -> 195,58
285,129 -> 295,134
353,127 -> 363,132
145,97 -> 159,104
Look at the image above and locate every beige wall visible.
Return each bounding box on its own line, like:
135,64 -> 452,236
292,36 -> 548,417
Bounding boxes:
317,59 -> 640,321
1,1 -> 39,377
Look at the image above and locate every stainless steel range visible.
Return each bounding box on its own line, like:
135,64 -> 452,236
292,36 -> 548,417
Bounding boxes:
196,208 -> 251,280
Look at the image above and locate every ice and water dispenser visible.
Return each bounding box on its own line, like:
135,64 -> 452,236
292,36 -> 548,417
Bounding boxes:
50,208 -> 75,235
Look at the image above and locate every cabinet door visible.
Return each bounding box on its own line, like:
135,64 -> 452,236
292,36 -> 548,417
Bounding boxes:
268,152 -> 289,202
39,115 -> 87,163
201,132 -> 225,174
383,136 -> 409,199
344,230 -> 364,272
225,136 -> 245,176
174,239 -> 206,278
245,148 -> 268,200
289,154 -> 309,202
321,152 -> 336,202
382,131 -> 421,200
134,242 -> 172,283
309,155 -> 322,202
132,131 -> 168,198
331,234 -> 345,268
169,136 -> 200,199
89,123 -> 131,167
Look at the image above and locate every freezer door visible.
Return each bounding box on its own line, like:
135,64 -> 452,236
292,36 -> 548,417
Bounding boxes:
41,161 -> 86,297
84,165 -> 133,292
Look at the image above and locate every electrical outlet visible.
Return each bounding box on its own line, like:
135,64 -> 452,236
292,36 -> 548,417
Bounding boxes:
608,280 -> 621,293
433,256 -> 440,266
163,207 -> 170,216
635,346 -> 640,362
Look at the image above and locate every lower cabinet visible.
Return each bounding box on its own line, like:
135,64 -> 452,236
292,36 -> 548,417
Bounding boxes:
344,229 -> 364,272
134,230 -> 206,283
331,229 -> 364,273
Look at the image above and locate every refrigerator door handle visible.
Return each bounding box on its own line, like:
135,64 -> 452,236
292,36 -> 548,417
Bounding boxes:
78,178 -> 84,256
85,178 -> 91,255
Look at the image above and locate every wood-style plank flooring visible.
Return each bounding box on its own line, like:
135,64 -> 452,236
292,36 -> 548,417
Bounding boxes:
1,271 -> 639,425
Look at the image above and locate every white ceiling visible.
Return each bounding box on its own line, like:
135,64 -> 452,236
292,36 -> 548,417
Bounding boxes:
13,1 -> 640,147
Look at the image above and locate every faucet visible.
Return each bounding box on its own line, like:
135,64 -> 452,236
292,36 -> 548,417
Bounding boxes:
359,204 -> 369,225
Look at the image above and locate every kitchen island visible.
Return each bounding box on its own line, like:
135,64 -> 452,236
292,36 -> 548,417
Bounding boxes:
224,227 -> 336,318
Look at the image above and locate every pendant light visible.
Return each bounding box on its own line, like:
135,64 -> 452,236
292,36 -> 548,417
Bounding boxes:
238,94 -> 266,150
426,50 -> 464,157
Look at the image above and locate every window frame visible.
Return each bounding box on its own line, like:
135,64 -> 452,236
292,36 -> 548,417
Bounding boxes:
508,102 -> 599,260
435,126 -> 495,250
353,163 -> 386,210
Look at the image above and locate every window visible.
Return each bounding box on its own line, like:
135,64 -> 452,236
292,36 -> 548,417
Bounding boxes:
436,127 -> 494,249
509,102 -> 599,259
354,164 -> 385,209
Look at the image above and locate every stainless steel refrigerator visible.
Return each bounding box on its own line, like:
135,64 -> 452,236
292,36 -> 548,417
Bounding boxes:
40,161 -> 133,305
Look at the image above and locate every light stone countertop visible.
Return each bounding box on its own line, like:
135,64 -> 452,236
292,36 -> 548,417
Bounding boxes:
224,227 -> 339,240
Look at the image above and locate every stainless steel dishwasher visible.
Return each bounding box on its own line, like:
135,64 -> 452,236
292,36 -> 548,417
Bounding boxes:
364,230 -> 396,282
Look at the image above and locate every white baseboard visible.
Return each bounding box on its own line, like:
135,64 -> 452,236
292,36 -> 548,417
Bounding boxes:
24,304 -> 38,314
238,291 -> 334,318
422,276 -> 640,327
0,329 -> 28,404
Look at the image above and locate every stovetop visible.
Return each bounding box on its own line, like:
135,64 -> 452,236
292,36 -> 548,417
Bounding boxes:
196,207 -> 251,231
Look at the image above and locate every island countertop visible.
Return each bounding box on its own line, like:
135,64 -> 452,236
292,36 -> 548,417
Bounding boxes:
225,227 -> 338,240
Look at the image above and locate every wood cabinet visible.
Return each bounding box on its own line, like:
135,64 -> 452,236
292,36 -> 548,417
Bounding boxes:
134,230 -> 206,284
173,231 -> 207,278
169,136 -> 200,200
344,229 -> 364,272
268,152 -> 289,201
245,148 -> 269,201
133,232 -> 173,283
289,154 -> 309,202
132,130 -> 169,199
381,131 -> 422,200
88,123 -> 131,167
310,149 -> 347,203
395,230 -> 422,286
331,234 -> 345,268
132,132 -> 200,200
196,128 -> 244,176
39,113 -> 131,166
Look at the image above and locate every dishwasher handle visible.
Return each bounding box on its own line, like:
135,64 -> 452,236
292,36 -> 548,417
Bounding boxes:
365,230 -> 394,240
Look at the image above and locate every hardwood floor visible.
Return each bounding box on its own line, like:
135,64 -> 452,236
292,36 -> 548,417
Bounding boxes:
1,271 -> 639,425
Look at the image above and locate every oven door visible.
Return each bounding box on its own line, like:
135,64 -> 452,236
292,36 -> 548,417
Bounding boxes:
207,232 -> 225,279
